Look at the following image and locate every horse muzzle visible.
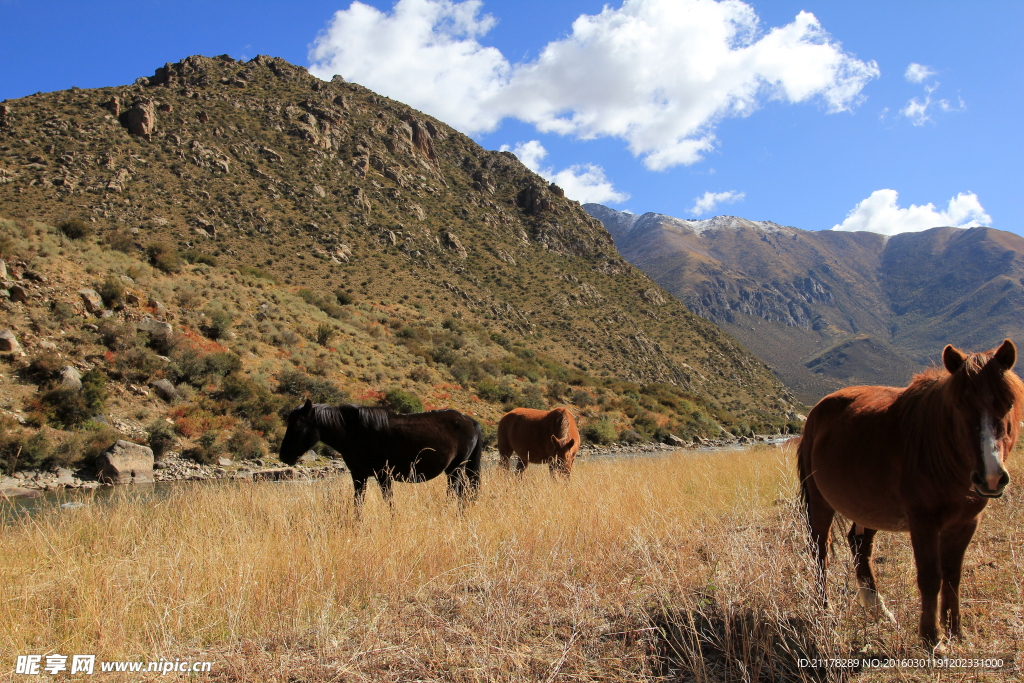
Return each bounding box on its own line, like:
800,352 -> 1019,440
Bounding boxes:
971,470 -> 1009,498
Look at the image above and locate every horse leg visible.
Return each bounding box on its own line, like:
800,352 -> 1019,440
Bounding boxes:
848,524 -> 895,623
803,477 -> 835,608
939,518 -> 979,640
352,474 -> 369,519
909,522 -> 943,647
375,471 -> 394,508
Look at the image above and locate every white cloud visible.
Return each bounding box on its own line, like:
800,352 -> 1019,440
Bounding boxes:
310,0 -> 879,170
832,189 -> 991,235
689,190 -> 745,216
899,62 -> 964,125
499,140 -> 629,204
904,62 -> 935,83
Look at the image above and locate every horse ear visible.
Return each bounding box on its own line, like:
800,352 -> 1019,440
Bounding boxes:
300,399 -> 313,416
943,345 -> 967,374
995,339 -> 1017,370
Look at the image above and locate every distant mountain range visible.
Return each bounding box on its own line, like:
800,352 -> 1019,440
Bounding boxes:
585,204 -> 1024,403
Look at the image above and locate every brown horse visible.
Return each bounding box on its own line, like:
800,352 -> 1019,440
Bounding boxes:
798,339 -> 1022,646
497,407 -> 580,477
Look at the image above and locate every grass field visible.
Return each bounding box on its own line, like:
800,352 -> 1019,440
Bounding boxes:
2,442 -> 1022,681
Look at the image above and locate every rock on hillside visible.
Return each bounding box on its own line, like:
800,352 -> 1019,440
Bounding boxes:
586,204 -> 1024,403
0,54 -> 795,461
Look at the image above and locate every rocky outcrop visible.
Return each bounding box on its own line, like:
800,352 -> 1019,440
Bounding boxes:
127,99 -> 156,140
516,183 -> 553,216
60,366 -> 82,392
0,330 -> 19,353
79,288 -> 103,313
443,231 -> 468,259
96,440 -> 155,484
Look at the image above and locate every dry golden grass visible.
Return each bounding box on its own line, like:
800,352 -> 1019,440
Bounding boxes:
2,443 -> 1021,681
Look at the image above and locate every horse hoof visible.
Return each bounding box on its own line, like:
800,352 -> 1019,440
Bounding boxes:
857,588 -> 897,624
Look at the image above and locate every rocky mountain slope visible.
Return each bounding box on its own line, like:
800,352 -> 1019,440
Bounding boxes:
0,55 -> 797,476
585,204 -> 1024,402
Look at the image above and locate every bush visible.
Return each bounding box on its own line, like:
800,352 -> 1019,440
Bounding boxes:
97,274 -> 125,307
383,387 -> 423,414
146,419 -> 177,458
475,378 -> 518,404
570,388 -> 595,407
205,308 -> 233,340
50,300 -> 76,323
276,369 -> 347,405
315,323 -> 335,347
547,381 -> 569,401
105,229 -> 135,253
521,384 -> 546,409
227,424 -> 266,460
26,351 -> 64,383
621,429 -> 643,444
186,432 -> 220,465
58,218 -> 92,240
147,241 -> 182,274
584,417 -> 617,445
113,346 -> 163,382
335,289 -> 354,305
40,369 -> 107,429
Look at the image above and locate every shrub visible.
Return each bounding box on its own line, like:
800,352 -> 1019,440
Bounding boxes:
26,351 -> 64,383
220,373 -> 283,420
183,249 -> 217,266
786,420 -> 804,435
570,388 -> 595,407
105,229 -> 135,253
97,274 -> 125,307
187,432 -> 220,465
383,387 -> 423,414
146,419 -> 177,458
205,308 -> 233,340
621,429 -> 643,444
113,346 -> 163,382
475,378 -> 518,404
227,424 -> 266,460
41,369 -> 107,429
58,218 -> 92,240
408,366 -> 433,383
315,323 -> 335,346
147,241 -> 182,273
335,289 -> 354,305
584,417 -> 617,445
50,300 -> 76,323
520,384 -> 546,410
276,369 -> 347,405
547,381 -> 569,401
97,319 -> 135,351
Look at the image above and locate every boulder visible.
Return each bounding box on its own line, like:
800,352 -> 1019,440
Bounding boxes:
0,330 -> 19,353
9,285 -> 27,303
1,487 -> 41,500
298,450 -> 317,464
127,99 -> 157,140
79,288 -> 103,313
217,457 -> 233,467
443,231 -> 468,259
138,317 -> 173,339
96,440 -> 155,484
104,96 -> 120,117
0,259 -> 6,279
149,378 -> 180,403
667,434 -> 686,447
60,366 -> 83,392
253,467 -> 296,482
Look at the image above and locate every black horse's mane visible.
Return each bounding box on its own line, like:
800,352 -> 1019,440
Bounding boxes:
313,403 -> 390,433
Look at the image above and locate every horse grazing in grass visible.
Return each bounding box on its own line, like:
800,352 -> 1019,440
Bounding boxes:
798,339 -> 1022,646
497,407 -> 580,477
280,400 -> 483,508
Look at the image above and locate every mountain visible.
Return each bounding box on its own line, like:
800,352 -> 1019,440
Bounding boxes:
584,204 -> 1024,403
0,55 -> 798,474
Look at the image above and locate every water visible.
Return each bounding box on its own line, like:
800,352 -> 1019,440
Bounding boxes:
2,438 -> 794,522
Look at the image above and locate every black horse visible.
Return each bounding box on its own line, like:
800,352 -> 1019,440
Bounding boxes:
279,400 -> 483,507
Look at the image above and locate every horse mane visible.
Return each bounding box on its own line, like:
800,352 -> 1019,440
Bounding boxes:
551,407 -> 573,440
897,350 -> 1024,486
330,403 -> 390,432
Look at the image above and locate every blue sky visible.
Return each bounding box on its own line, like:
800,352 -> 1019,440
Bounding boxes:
1,0 -> 1021,235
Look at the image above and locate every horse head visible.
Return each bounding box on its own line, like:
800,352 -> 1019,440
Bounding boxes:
279,399 -> 321,466
550,434 -> 577,471
944,339 -> 1022,498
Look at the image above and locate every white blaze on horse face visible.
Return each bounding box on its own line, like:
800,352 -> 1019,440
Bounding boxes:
980,415 -> 1005,490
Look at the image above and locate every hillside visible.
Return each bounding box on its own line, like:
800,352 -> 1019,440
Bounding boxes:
0,55 -> 797,475
585,204 -> 1024,402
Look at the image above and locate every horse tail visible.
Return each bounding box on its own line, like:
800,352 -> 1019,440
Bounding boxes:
466,420 -> 483,495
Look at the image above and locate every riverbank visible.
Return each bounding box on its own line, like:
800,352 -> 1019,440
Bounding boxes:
1,433 -> 789,499
3,441 -> 1020,682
